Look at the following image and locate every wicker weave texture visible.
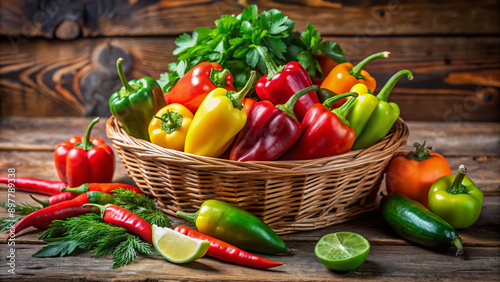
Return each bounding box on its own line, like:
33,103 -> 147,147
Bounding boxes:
106,116 -> 409,234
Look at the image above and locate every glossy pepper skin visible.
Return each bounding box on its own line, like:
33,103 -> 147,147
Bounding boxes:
109,58 -> 166,141
230,85 -> 319,162
321,51 -> 390,108
347,70 -> 413,150
148,103 -> 193,151
0,177 -> 65,195
6,191 -> 113,240
253,45 -> 319,122
429,165 -> 484,229
281,92 -> 358,160
30,192 -> 79,207
184,71 -> 256,158
386,141 -> 451,208
164,62 -> 235,114
54,117 -> 115,187
85,203 -> 153,244
176,199 -> 287,255
175,226 -> 282,269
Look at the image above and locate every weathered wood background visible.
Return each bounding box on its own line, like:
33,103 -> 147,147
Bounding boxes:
0,0 -> 499,121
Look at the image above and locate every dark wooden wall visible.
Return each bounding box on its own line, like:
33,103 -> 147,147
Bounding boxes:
0,0 -> 499,121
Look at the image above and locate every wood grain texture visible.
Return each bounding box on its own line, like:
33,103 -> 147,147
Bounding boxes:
1,36 -> 499,120
1,0 -> 499,38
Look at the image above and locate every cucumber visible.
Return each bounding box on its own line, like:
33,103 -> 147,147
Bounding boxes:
380,193 -> 463,256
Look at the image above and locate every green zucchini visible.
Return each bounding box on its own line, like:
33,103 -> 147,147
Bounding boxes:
380,193 -> 463,256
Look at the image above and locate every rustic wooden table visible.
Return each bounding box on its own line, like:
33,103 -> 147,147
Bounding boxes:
0,117 -> 498,281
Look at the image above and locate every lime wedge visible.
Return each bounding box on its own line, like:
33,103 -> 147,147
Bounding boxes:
314,232 -> 370,271
152,225 -> 210,263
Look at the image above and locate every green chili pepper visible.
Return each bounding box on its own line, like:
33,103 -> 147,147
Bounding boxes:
109,58 -> 166,141
428,164 -> 484,229
176,199 -> 287,254
346,70 -> 413,150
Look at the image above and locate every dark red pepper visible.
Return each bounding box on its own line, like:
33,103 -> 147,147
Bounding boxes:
30,192 -> 79,207
174,226 -> 282,269
61,182 -> 142,195
0,177 -> 65,195
281,92 -> 358,160
84,203 -> 152,244
54,117 -> 115,187
164,62 -> 235,113
253,45 -> 319,122
230,85 -> 319,162
6,191 -> 113,240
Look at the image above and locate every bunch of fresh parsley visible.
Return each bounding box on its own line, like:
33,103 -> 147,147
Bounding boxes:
158,5 -> 347,92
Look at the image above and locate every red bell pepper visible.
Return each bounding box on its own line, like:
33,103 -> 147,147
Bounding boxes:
230,85 -> 319,162
252,45 -> 319,122
242,98 -> 257,116
54,117 -> 115,187
164,62 -> 235,113
281,92 -> 358,160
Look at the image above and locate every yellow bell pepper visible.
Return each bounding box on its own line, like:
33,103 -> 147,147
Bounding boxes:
148,103 -> 193,151
185,71 -> 256,157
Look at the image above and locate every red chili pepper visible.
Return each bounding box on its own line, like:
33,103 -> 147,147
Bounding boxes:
230,85 -> 319,162
281,92 -> 358,160
60,182 -> 142,195
253,45 -> 319,122
164,62 -> 236,114
54,117 -> 115,187
174,226 -> 282,269
30,192 -> 79,207
0,177 -> 65,195
6,191 -> 113,240
84,204 -> 152,244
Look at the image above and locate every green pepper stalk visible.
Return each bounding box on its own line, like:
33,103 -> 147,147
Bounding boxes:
176,199 -> 287,254
428,164 -> 484,229
109,58 -> 166,141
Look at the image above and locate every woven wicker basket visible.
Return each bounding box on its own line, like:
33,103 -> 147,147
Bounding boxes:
106,116 -> 409,234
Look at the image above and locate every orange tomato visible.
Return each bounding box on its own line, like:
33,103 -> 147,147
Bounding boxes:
385,141 -> 451,208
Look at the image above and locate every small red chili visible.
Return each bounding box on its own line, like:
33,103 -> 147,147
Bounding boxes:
6,191 -> 113,240
30,192 -> 79,207
61,183 -> 142,195
0,177 -> 65,195
84,204 -> 152,244
174,225 -> 283,269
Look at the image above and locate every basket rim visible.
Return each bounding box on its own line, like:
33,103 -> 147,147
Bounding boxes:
106,116 -> 409,175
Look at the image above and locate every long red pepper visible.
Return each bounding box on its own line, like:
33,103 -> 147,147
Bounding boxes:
6,191 -> 113,240
60,182 -> 142,195
174,226 -> 282,269
30,192 -> 79,207
84,204 -> 152,244
0,177 -> 65,195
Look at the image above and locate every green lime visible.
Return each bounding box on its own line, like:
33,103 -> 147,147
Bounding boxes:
314,232 -> 370,271
152,225 -> 210,264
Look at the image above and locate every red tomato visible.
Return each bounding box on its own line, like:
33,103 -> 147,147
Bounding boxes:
385,141 -> 451,208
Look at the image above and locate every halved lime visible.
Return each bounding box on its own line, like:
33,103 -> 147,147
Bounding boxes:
314,232 -> 370,271
152,225 -> 210,263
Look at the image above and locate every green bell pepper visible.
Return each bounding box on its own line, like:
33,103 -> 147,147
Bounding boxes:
428,164 -> 484,229
176,199 -> 287,254
345,70 -> 413,150
109,58 -> 166,141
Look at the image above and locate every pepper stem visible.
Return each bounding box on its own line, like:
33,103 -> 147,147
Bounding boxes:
116,58 -> 136,96
210,68 -> 231,87
349,51 -> 390,79
407,141 -> 432,161
453,236 -> 464,256
60,183 -> 89,194
74,118 -> 99,151
377,70 -> 413,102
276,85 -> 319,120
228,70 -> 256,110
30,194 -> 50,207
330,92 -> 359,126
323,92 -> 358,110
251,45 -> 284,78
83,203 -> 113,218
176,210 -> 199,225
447,164 -> 468,195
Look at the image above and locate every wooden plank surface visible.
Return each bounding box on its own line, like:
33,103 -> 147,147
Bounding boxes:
1,0 -> 499,38
0,117 -> 498,280
1,36 -> 499,121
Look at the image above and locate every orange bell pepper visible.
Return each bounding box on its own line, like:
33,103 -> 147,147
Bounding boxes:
320,51 -> 390,108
